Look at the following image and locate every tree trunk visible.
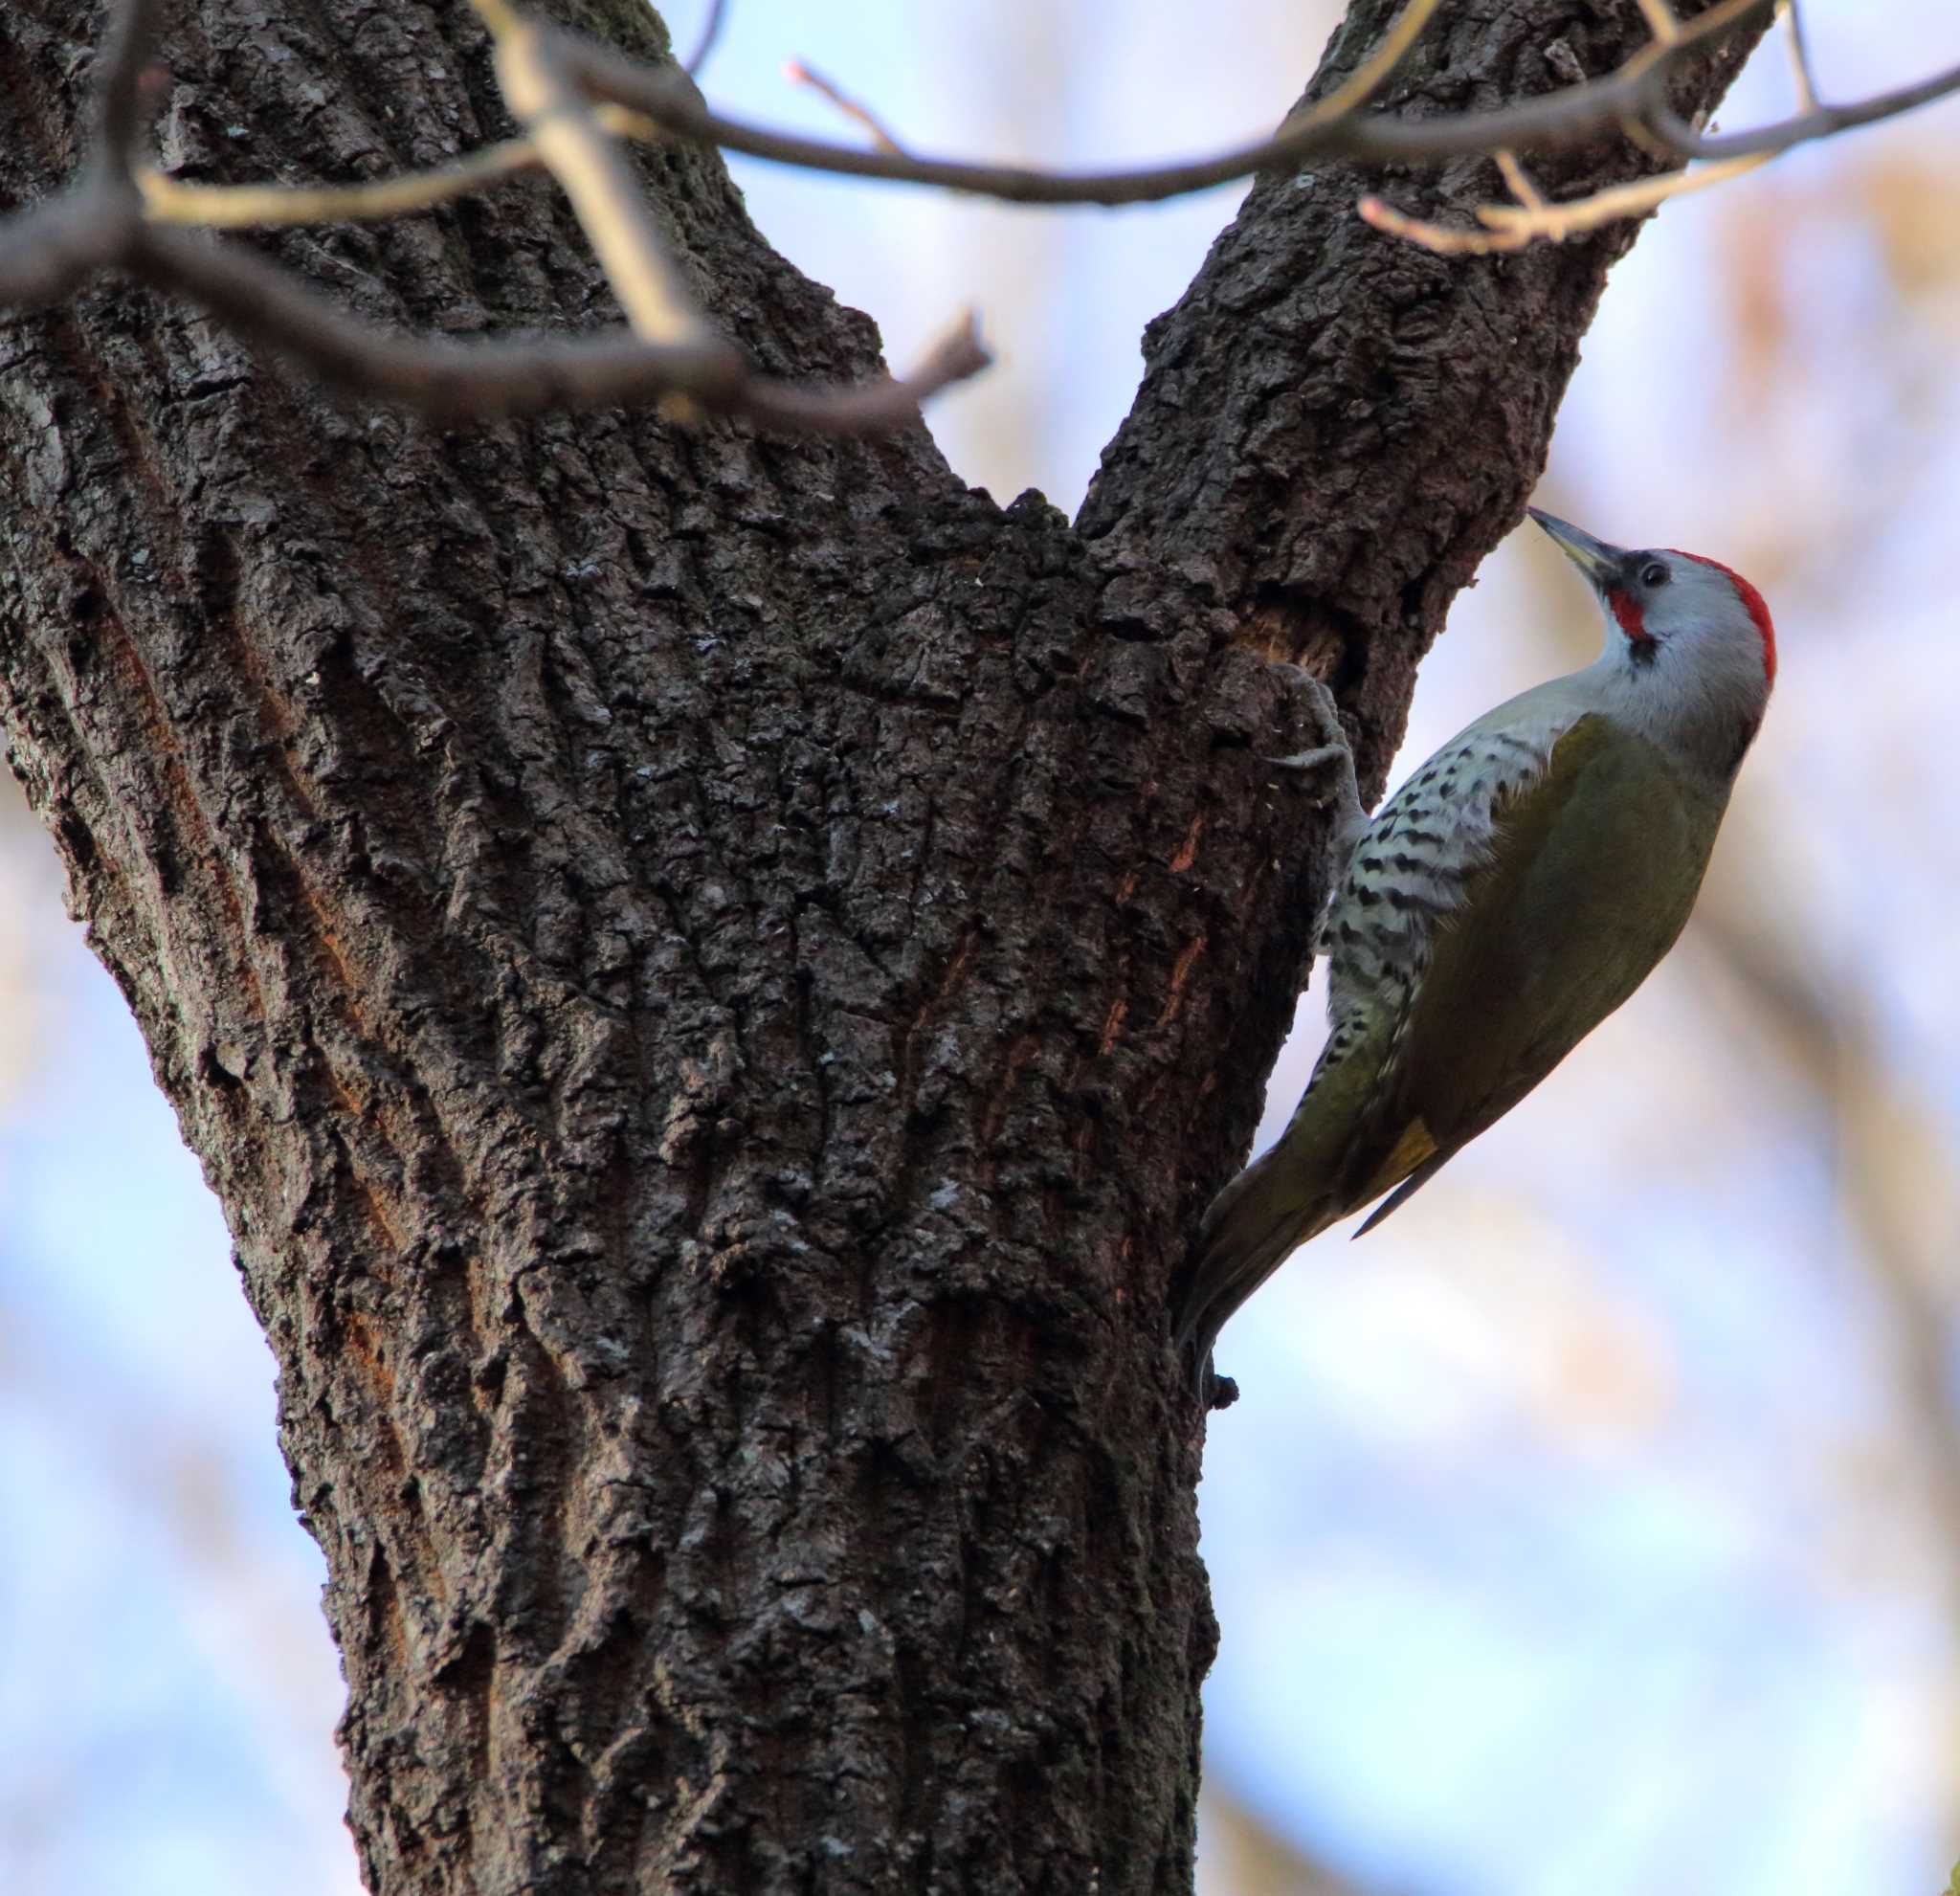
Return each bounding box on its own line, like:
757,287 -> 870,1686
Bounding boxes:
0,2 -> 1761,1890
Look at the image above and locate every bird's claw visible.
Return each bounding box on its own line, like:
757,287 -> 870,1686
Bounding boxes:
1200,1363 -> 1239,1412
1267,663 -> 1349,757
1267,741 -> 1349,777
1262,663 -> 1367,861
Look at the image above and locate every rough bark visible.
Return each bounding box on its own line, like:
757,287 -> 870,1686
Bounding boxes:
0,3 -> 1761,1892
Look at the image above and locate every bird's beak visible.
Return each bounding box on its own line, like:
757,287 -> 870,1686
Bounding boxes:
1527,507 -> 1622,589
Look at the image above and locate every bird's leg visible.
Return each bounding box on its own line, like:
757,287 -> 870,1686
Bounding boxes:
1265,664 -> 1369,872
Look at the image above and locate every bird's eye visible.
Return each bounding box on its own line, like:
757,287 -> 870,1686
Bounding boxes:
1640,561 -> 1670,587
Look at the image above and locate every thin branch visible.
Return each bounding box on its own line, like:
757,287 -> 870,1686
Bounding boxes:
1650,56 -> 1960,162
1494,150 -> 1548,212
784,60 -> 907,156
684,0 -> 731,78
486,11 -> 709,347
0,190 -> 140,306
1631,0 -> 1682,47
1361,0 -> 1956,259
1359,149 -> 1767,255
568,0 -> 1773,205
0,0 -> 987,436
1778,0 -> 1818,114
88,0 -> 167,169
9,0 -> 1954,433
464,0 -> 523,36
137,106 -> 661,229
131,224 -> 987,430
134,220 -> 740,414
1277,0 -> 1448,129
736,311 -> 988,434
148,0 -> 1762,244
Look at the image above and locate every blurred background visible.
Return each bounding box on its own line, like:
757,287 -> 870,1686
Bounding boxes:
3,1 -> 1958,1889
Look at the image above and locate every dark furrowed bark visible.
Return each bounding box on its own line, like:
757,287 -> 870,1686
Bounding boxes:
1080,0 -> 1763,1269
1082,0 -> 1761,788
0,3 -> 1761,1892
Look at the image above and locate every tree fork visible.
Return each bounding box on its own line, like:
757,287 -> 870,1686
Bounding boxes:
0,2 -> 1761,1890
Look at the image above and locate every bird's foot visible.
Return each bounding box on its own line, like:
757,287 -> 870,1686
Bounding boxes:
1179,1336 -> 1241,1414
1264,664 -> 1367,862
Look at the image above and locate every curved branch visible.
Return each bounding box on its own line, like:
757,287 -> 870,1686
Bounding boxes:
569,0 -> 1771,204
1651,58 -> 1960,161
18,0 -> 1950,422
131,225 -> 985,427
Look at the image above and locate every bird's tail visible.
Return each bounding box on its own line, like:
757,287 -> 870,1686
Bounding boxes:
1172,1132 -> 1341,1384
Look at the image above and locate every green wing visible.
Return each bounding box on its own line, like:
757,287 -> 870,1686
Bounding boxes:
1177,713 -> 1729,1371
1349,712 -> 1726,1232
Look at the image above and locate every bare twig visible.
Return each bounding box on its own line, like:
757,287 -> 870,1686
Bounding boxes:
784,60 -> 907,156
130,221 -> 734,417
737,312 -> 988,434
131,224 -> 983,428
1631,0 -> 1682,47
1360,148 -> 1767,254
568,0 -> 1772,204
1650,57 -> 1960,162
88,0 -> 167,170
485,8 -> 709,346
6,0 -> 1956,432
0,0 -> 988,435
1777,0 -> 1817,112
1276,0 -> 1448,130
0,192 -> 140,306
1362,0 -> 1959,260
137,106 -> 663,230
683,0 -> 730,78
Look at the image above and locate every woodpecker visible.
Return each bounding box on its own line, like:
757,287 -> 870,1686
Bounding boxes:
1175,508 -> 1776,1389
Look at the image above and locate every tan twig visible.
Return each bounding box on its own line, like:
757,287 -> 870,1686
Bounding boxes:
7,0 -> 1956,433
1610,0 -> 1757,111
1779,0 -> 1818,114
464,0 -> 522,35
133,221 -> 741,414
486,11 -> 708,347
1632,0 -> 1682,46
1359,0 -> 1960,259
784,59 -> 907,155
0,0 -> 989,435
1277,0 -> 1447,131
139,107 -> 660,230
1493,151 -> 1547,212
145,0 -> 1772,244
1360,151 -> 1767,256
